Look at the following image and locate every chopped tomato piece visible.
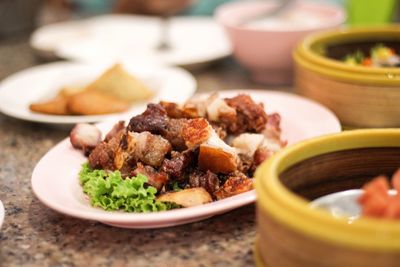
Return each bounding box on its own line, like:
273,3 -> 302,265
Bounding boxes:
392,169 -> 400,193
362,57 -> 372,66
384,198 -> 400,219
361,194 -> 388,218
358,170 -> 400,220
363,175 -> 389,196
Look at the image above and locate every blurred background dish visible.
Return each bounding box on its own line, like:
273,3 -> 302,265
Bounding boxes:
0,61 -> 196,125
30,14 -> 232,68
215,0 -> 346,85
294,26 -> 400,128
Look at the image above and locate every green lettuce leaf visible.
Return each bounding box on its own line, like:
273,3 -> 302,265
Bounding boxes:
79,163 -> 179,212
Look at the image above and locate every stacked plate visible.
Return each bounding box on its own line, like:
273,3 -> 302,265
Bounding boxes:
30,14 -> 232,67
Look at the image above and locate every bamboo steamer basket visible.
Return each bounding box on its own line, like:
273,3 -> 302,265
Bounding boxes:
294,26 -> 400,128
254,129 -> 400,267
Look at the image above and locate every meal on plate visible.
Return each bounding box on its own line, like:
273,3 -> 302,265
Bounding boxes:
70,93 -> 286,212
29,64 -> 154,115
343,44 -> 400,67
358,169 -> 400,219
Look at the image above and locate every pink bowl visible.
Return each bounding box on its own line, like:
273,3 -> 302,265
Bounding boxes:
215,0 -> 346,85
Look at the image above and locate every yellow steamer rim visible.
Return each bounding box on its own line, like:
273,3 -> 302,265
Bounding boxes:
254,129 -> 400,267
294,25 -> 400,86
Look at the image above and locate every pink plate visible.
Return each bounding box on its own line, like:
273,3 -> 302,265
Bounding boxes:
31,90 -> 341,228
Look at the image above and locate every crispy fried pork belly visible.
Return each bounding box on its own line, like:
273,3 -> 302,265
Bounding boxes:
198,129 -> 238,174
88,130 -> 125,170
198,145 -> 237,174
252,137 -> 285,167
232,133 -> 264,157
160,100 -> 205,119
90,127 -> 172,177
132,163 -> 168,191
182,118 -> 212,149
114,131 -> 171,171
158,188 -> 212,207
183,97 -> 208,118
237,153 -> 255,175
206,94 -> 237,122
224,94 -> 268,134
211,123 -> 228,140
70,123 -> 102,155
159,101 -> 185,119
88,142 -> 114,170
133,131 -> 171,167
127,104 -> 188,151
188,169 -> 220,195
164,119 -> 187,151
263,113 -> 282,140
161,150 -> 196,180
179,118 -> 239,174
114,132 -> 137,172
127,104 -> 168,135
214,172 -> 253,200
260,137 -> 284,153
105,121 -> 125,142
253,147 -> 274,167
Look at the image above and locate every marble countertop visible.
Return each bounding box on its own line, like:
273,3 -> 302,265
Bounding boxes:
0,36 -> 290,267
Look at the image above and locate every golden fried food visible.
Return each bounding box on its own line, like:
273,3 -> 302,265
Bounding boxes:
29,64 -> 154,116
58,86 -> 85,97
157,188 -> 212,207
86,64 -> 153,103
198,145 -> 238,174
29,95 -> 70,115
67,91 -> 130,115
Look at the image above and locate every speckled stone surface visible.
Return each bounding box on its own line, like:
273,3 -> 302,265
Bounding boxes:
0,36 -> 290,267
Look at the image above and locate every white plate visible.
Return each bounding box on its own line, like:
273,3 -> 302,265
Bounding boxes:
0,61 -> 196,125
0,200 -> 4,229
31,15 -> 232,67
31,90 -> 341,228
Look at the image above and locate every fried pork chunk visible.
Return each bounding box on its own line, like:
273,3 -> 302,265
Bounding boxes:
161,150 -> 196,180
132,163 -> 168,191
188,169 -> 220,195
89,120 -> 171,174
162,93 -> 269,136
114,131 -> 171,172
179,118 -> 238,174
133,131 -> 171,167
127,104 -> 188,151
127,104 -> 168,135
224,94 -> 268,134
214,172 -> 253,200
69,123 -> 102,156
88,129 -> 125,170
105,120 -> 125,142
182,118 -> 212,149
